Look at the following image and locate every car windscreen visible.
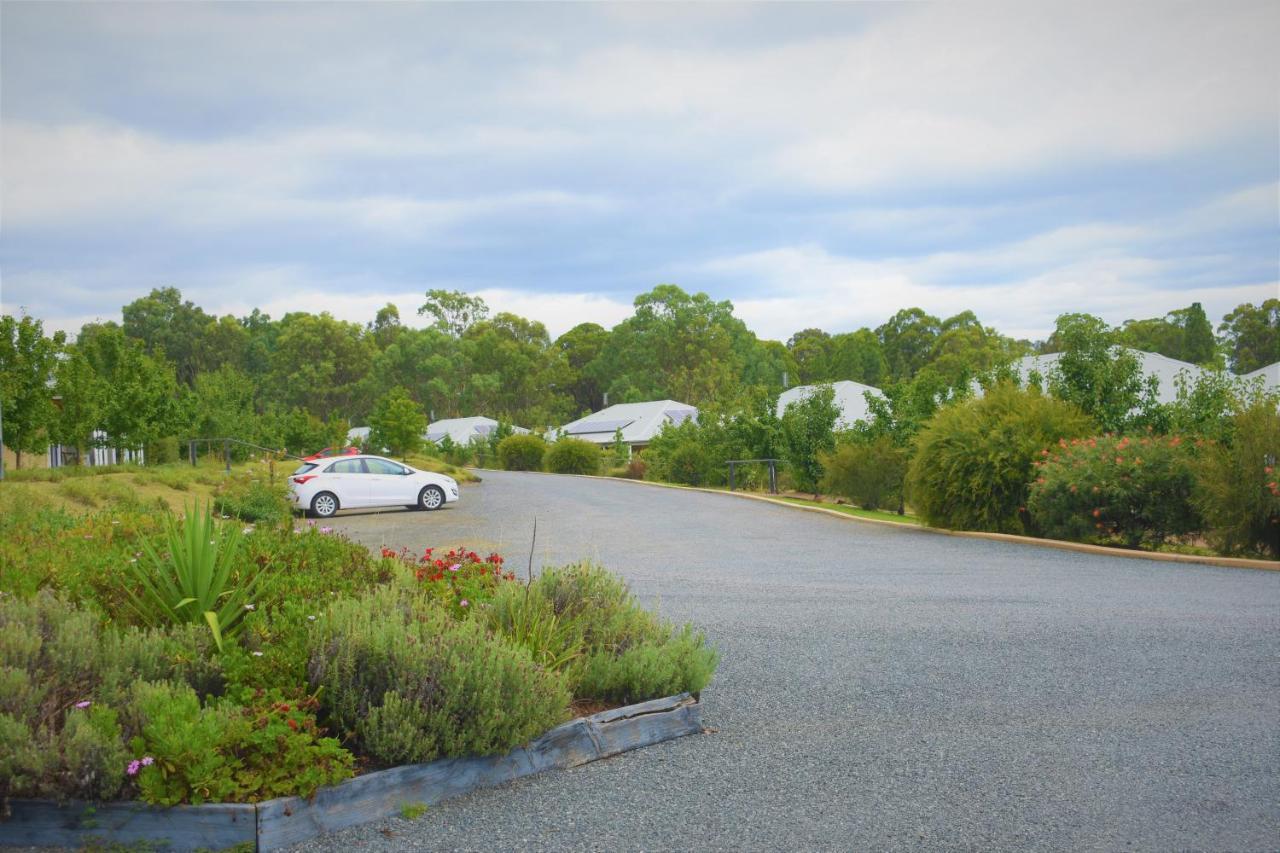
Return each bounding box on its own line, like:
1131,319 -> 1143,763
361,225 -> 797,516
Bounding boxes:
292,463 -> 319,476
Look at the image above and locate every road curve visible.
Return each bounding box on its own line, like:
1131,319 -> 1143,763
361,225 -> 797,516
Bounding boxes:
301,470 -> 1280,852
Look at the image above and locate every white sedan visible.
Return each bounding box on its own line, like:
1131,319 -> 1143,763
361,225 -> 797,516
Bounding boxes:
288,454 -> 460,518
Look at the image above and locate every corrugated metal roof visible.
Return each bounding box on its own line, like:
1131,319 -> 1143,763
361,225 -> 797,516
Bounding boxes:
550,400 -> 698,445
776,380 -> 886,429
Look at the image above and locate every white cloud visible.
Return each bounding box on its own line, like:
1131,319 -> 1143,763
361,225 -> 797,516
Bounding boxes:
705,242 -> 1276,342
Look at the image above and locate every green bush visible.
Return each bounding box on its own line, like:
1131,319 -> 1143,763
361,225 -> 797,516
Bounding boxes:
820,436 -> 907,512
907,383 -> 1093,533
575,625 -> 720,706
528,564 -> 718,704
663,443 -> 712,486
146,436 -> 181,465
1196,401 -> 1280,557
1026,434 -> 1202,548
212,474 -> 290,524
308,586 -> 570,767
497,433 -> 547,471
545,437 -> 601,475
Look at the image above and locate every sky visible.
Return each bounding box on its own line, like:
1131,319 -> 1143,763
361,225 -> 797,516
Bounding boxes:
1,2 -> 1277,344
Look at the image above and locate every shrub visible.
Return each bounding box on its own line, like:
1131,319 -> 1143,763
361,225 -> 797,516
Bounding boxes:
820,436 -> 907,512
1196,401 -> 1280,557
663,443 -> 712,486
575,625 -> 720,705
212,474 -> 290,525
545,437 -> 601,475
907,383 -> 1093,533
497,433 -> 547,471
483,582 -> 584,674
529,564 -> 719,704
623,459 -> 647,480
1027,434 -> 1202,548
308,586 -> 569,767
392,545 -> 514,618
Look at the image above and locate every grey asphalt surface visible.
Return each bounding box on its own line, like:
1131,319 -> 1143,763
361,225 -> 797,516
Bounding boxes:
296,471 -> 1280,852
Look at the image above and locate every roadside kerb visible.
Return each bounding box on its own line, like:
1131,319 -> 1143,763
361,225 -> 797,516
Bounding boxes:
0,694 -> 703,852
479,468 -> 1279,572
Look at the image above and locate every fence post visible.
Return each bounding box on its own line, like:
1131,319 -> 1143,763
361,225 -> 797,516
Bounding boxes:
728,461 -> 736,492
768,460 -> 778,494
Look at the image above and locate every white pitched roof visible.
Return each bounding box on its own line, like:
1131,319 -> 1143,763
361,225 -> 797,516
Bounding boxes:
1241,362 -> 1279,394
550,400 -> 698,446
1008,348 -> 1207,405
776,380 -> 886,429
424,416 -> 528,446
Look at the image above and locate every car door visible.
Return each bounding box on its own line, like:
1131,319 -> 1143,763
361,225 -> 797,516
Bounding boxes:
324,457 -> 370,507
363,457 -> 416,506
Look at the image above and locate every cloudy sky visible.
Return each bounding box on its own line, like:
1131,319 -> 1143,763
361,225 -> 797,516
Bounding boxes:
2,2 -> 1277,342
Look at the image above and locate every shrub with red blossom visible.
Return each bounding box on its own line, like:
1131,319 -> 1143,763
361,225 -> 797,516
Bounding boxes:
1027,433 -> 1203,549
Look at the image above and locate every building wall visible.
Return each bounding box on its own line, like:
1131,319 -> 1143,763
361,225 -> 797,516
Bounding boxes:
2,443 -> 52,471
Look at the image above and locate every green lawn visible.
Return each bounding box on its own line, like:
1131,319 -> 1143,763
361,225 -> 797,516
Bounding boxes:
774,496 -> 920,525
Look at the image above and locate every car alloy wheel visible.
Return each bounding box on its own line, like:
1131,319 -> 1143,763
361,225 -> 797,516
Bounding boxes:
420,485 -> 445,511
312,492 -> 338,518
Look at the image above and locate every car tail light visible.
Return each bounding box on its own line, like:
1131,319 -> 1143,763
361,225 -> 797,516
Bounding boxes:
293,475 -> 318,485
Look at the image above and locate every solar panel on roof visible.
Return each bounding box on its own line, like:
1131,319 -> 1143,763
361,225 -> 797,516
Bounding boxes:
565,418 -> 636,435
425,432 -> 448,443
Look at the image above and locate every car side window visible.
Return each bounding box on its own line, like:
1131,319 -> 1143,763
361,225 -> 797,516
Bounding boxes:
365,458 -> 405,475
328,459 -> 367,474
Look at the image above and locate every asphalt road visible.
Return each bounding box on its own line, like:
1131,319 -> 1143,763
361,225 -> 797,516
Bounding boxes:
298,470 -> 1280,852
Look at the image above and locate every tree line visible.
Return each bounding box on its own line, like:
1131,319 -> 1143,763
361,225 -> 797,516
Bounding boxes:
1,283 -> 1276,466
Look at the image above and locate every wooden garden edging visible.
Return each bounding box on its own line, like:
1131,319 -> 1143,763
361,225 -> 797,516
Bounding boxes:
1,693 -> 703,852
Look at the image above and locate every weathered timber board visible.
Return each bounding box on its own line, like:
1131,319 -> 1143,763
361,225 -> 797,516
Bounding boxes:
0,694 -> 703,852
256,693 -> 701,850
0,799 -> 255,851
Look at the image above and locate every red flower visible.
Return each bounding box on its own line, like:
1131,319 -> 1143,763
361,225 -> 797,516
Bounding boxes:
1092,508 -> 1102,518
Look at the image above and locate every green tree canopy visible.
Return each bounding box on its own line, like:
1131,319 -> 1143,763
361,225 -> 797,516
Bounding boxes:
0,315 -> 64,467
1219,299 -> 1279,374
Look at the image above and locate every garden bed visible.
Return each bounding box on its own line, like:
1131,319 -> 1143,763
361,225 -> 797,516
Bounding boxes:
0,493 -> 718,848
0,693 -> 702,851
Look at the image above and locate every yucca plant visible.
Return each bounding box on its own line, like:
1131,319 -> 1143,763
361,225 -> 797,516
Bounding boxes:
124,500 -> 260,652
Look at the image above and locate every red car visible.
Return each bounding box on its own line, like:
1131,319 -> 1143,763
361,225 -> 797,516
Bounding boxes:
302,446 -> 361,462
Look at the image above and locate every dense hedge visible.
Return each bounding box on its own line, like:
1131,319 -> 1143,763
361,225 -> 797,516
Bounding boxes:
820,435 -> 906,512
544,437 -> 601,475
906,384 -> 1092,533
497,433 -> 547,471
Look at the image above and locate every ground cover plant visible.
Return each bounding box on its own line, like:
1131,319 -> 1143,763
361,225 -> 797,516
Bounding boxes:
0,497 -> 718,806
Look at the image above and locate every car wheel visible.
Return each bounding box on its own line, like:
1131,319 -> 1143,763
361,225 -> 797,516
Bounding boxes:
311,492 -> 339,518
419,485 -> 445,511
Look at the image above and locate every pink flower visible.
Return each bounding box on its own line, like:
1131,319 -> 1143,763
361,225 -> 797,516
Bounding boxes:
126,760 -> 141,776
141,756 -> 154,767
459,599 -> 469,607
75,700 -> 91,709
448,564 -> 461,572
319,526 -> 333,534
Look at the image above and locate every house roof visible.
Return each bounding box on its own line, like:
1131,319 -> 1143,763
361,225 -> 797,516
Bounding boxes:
348,418 -> 528,447
549,400 -> 698,446
776,380 -> 886,429
1008,348 -> 1209,405
1241,362 -> 1279,394
424,416 -> 528,446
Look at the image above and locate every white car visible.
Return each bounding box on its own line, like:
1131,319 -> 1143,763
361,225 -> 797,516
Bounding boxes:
288,454 -> 460,518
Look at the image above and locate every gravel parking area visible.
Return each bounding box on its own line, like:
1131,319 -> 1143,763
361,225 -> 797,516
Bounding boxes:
285,470 -> 1280,852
